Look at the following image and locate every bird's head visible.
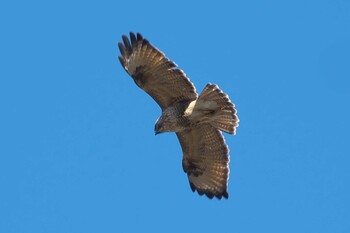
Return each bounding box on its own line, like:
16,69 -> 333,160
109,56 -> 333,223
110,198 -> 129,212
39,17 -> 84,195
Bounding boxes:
154,111 -> 178,135
154,116 -> 166,135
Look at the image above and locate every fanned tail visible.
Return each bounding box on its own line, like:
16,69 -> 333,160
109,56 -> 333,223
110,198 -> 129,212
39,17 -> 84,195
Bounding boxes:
194,84 -> 239,134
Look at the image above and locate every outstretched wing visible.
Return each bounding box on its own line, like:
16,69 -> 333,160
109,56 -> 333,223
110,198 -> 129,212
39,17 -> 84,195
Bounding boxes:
176,124 -> 230,199
118,32 -> 198,110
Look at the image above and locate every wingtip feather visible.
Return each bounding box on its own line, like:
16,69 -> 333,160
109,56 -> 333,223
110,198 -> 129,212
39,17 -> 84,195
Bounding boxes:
189,181 -> 196,192
130,32 -> 137,47
118,56 -> 126,69
136,32 -> 143,41
122,35 -> 131,51
118,42 -> 126,57
189,181 -> 229,200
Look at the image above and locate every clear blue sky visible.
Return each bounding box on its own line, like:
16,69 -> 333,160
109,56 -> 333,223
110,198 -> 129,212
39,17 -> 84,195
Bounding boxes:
1,0 -> 349,232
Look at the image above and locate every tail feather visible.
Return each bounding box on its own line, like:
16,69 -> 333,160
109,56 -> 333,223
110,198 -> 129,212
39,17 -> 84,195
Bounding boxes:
195,83 -> 239,134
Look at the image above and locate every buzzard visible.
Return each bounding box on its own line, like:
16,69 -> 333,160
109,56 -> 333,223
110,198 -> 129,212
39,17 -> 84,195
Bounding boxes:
118,32 -> 239,199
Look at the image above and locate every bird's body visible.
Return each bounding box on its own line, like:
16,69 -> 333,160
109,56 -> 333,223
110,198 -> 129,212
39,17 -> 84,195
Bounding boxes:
118,33 -> 239,199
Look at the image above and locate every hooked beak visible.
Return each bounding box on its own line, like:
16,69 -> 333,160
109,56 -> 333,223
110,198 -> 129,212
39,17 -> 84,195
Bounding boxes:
154,124 -> 160,135
154,121 -> 162,135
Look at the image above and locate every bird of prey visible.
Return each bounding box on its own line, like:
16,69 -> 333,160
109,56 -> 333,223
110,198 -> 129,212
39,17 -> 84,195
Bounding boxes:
118,32 -> 239,199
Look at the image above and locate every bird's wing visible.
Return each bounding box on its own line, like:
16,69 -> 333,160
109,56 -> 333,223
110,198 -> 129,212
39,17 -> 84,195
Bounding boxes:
176,124 -> 230,199
118,32 -> 198,110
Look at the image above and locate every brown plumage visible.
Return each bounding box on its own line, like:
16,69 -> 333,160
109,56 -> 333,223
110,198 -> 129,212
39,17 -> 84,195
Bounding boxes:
118,32 -> 239,199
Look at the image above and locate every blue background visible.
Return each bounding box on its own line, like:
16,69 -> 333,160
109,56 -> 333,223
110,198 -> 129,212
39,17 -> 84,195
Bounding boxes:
1,0 -> 349,232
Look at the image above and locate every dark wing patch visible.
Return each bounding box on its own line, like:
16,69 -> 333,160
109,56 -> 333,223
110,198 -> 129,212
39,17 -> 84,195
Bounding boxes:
176,124 -> 230,200
118,32 -> 198,110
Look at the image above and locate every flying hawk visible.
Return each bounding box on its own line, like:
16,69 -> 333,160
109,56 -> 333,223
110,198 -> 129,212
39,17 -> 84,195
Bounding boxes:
118,32 -> 239,199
